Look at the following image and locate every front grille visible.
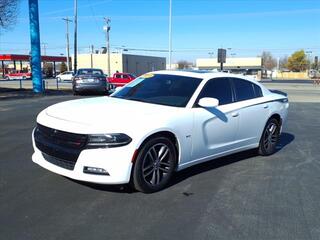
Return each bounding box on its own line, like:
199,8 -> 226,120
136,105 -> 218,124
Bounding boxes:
42,153 -> 76,170
34,124 -> 88,170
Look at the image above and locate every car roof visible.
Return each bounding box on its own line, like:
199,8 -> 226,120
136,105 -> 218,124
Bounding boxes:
151,70 -> 259,84
78,68 -> 103,71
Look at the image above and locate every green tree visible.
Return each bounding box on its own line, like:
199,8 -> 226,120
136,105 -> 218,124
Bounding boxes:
60,62 -> 67,73
287,50 -> 308,72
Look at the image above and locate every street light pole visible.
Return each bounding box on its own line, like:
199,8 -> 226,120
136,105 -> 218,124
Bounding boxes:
62,17 -> 72,71
41,42 -> 47,56
73,0 -> 78,74
306,51 -> 312,70
103,17 -> 111,76
168,0 -> 172,69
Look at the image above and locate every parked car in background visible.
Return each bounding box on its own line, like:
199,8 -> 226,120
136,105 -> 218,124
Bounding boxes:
32,70 -> 289,193
56,71 -> 74,82
108,72 -> 136,87
72,68 -> 111,95
4,70 -> 31,80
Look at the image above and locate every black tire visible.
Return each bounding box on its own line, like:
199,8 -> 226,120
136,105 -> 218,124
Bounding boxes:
5,76 -> 9,80
132,136 -> 177,193
258,118 -> 281,156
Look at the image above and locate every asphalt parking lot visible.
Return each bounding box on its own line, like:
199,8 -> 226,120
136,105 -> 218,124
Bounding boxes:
0,83 -> 320,240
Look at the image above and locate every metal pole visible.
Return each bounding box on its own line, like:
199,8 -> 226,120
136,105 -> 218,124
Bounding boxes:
104,18 -> 111,76
28,0 -> 43,93
107,27 -> 110,76
168,0 -> 172,69
1,61 -> 4,78
41,42 -> 47,55
90,45 -> 94,68
73,0 -> 78,74
62,17 -> 72,71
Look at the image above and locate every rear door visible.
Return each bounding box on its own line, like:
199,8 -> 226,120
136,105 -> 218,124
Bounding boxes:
230,77 -> 269,147
191,77 -> 239,161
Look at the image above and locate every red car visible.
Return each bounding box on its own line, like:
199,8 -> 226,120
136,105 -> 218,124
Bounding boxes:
107,73 -> 136,87
5,70 -> 32,80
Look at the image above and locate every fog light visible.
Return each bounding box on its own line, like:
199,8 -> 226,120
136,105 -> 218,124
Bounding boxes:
83,166 -> 109,175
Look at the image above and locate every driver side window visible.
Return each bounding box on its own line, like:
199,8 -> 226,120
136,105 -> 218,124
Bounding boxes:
198,78 -> 233,105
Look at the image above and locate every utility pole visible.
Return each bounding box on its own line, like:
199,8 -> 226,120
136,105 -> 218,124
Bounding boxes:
41,42 -> 47,55
73,0 -> 78,74
90,45 -> 94,68
62,17 -> 72,71
168,0 -> 172,69
103,17 -> 111,76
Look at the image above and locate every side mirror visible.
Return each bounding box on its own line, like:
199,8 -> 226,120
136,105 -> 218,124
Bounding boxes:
198,97 -> 219,108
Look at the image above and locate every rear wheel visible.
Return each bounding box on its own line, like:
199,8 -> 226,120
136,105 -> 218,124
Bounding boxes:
132,136 -> 177,193
258,118 -> 280,156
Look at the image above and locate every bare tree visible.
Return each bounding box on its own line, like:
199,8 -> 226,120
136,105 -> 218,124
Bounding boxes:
0,0 -> 19,31
261,51 -> 277,70
279,56 -> 288,70
177,60 -> 191,69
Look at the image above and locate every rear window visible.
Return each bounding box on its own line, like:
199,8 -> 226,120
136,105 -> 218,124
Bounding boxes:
78,69 -> 103,75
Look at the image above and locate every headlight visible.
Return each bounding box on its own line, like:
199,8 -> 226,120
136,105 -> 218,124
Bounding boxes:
86,133 -> 132,148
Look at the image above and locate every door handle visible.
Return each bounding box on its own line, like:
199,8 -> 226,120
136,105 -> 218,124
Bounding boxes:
263,104 -> 269,109
231,112 -> 239,117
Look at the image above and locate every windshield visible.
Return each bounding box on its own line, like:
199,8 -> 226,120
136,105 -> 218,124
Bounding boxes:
111,74 -> 202,107
77,69 -> 104,75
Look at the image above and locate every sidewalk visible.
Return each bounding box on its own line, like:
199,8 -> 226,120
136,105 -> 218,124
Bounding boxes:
0,88 -> 72,101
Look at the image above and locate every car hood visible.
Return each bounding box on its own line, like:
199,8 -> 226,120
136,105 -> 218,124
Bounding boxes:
39,97 -> 181,134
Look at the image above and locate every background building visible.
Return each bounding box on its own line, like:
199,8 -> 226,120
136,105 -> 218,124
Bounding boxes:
75,53 -> 166,76
0,54 -> 69,78
196,57 -> 262,76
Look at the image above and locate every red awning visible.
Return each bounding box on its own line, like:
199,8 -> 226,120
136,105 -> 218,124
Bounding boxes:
0,54 -> 69,62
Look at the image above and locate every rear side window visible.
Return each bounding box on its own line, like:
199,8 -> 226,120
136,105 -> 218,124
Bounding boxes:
232,78 -> 256,101
198,78 -> 233,105
253,84 -> 263,97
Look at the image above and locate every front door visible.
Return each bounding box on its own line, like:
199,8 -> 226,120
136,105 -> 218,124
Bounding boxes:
190,78 -> 239,161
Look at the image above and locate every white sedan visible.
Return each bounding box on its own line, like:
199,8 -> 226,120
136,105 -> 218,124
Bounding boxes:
32,71 -> 289,193
56,71 -> 74,82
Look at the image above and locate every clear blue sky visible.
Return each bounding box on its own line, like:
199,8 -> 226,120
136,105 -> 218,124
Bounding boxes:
0,0 -> 320,62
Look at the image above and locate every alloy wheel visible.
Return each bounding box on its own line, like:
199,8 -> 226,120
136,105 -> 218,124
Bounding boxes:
263,122 -> 278,152
142,143 -> 172,186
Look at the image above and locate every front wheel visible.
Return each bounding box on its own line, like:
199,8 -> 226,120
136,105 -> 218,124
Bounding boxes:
132,136 -> 177,193
258,118 -> 280,156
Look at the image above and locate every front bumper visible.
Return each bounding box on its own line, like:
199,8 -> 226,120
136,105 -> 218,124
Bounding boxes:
32,130 -> 134,184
